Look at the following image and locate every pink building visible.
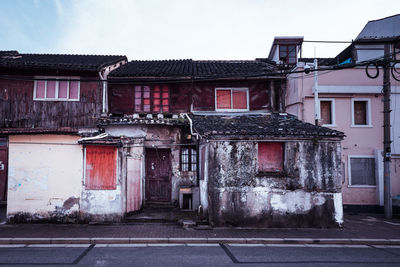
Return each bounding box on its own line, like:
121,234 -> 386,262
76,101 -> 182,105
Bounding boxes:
269,15 -> 400,212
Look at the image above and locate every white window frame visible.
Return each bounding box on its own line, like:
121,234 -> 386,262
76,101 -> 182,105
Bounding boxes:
351,98 -> 372,127
319,98 -> 336,127
215,88 -> 249,112
347,155 -> 376,188
33,76 -> 80,101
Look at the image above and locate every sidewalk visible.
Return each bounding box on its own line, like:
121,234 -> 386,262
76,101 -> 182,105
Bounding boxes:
0,213 -> 399,245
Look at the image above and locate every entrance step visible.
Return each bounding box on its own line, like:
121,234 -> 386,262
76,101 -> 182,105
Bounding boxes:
124,206 -> 209,227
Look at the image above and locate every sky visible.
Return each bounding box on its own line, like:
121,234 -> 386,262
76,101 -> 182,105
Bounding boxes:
0,0 -> 399,61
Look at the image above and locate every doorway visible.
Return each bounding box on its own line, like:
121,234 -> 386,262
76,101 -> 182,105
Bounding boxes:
145,149 -> 171,203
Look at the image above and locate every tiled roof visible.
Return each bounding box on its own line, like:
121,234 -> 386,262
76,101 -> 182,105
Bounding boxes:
109,59 -> 278,79
0,51 -> 127,72
191,113 -> 344,139
355,14 -> 400,42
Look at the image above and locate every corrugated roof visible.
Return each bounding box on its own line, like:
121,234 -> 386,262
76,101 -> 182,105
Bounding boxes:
191,113 -> 344,139
0,51 -> 127,72
355,14 -> 400,42
109,59 -> 278,79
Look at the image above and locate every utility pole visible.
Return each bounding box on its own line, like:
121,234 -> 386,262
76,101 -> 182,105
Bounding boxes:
314,58 -> 320,125
383,43 -> 392,219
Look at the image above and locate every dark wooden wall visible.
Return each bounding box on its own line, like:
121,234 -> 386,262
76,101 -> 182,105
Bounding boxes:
108,79 -> 281,115
0,77 -> 102,129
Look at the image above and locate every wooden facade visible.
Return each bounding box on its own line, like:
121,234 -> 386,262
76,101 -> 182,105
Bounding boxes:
0,76 -> 102,130
108,79 -> 285,115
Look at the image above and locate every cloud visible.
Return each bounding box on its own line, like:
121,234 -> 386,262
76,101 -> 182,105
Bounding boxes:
52,0 -> 400,60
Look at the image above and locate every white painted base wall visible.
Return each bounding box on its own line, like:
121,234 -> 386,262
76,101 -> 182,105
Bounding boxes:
7,135 -> 82,219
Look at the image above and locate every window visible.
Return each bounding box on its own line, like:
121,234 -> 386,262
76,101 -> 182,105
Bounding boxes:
348,156 -> 376,187
279,45 -> 297,64
215,88 -> 248,111
180,147 -> 197,172
319,99 -> 335,126
258,142 -> 284,172
85,146 -> 117,190
351,99 -> 371,126
134,85 -> 169,113
34,77 -> 79,101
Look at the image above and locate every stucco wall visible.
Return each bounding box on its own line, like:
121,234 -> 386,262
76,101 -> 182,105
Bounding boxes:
286,66 -> 400,206
206,140 -> 343,228
7,135 -> 83,223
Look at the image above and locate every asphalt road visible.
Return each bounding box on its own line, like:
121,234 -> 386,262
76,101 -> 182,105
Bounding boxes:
0,244 -> 399,266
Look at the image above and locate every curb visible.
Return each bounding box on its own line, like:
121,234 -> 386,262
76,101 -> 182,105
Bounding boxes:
0,238 -> 399,245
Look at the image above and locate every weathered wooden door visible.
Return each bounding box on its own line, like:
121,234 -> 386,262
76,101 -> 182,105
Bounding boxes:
0,138 -> 8,201
145,149 -> 171,203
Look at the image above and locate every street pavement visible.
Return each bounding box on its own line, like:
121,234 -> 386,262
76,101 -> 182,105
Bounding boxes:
0,213 -> 399,245
0,243 -> 399,266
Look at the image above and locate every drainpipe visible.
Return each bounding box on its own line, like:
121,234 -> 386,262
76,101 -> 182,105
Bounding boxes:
313,58 -> 320,125
99,70 -> 107,114
183,113 -> 201,188
183,113 -> 201,140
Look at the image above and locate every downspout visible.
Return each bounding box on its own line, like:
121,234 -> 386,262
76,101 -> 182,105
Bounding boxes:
99,70 -> 107,114
183,113 -> 201,188
183,113 -> 201,140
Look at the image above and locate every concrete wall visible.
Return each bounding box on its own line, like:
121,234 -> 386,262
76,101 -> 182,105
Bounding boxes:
79,145 -> 125,222
7,135 -> 83,223
206,140 -> 343,228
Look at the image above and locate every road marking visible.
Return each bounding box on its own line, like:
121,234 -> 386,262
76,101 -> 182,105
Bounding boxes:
0,244 -> 26,248
228,244 -> 265,247
147,243 -> 186,247
27,244 -> 90,248
384,221 -> 400,226
186,243 -> 219,247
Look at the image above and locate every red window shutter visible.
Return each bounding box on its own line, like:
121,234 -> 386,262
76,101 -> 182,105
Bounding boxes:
258,142 -> 283,172
85,146 -> 117,190
232,90 -> 247,109
216,90 -> 231,109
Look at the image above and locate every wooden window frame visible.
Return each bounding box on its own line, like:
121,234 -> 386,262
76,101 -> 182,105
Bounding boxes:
348,155 -> 376,188
33,76 -> 80,101
215,88 -> 249,112
180,146 -> 197,172
257,142 -> 284,173
134,85 -> 170,113
351,98 -> 372,127
279,45 -> 297,64
319,98 -> 336,127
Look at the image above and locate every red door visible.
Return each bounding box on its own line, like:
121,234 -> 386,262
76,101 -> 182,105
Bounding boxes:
0,138 -> 8,201
145,149 -> 171,203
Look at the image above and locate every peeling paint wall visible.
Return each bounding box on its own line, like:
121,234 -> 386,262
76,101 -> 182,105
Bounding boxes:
206,140 -> 343,228
79,145 -> 125,222
104,125 -> 197,206
7,135 -> 82,223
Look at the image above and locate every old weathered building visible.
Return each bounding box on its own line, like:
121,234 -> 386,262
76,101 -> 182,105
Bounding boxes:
101,59 -> 345,227
1,51 -> 345,227
0,51 -> 127,222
